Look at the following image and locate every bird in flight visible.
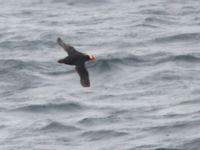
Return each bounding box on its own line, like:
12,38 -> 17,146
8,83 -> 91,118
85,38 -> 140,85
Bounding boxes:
57,37 -> 96,87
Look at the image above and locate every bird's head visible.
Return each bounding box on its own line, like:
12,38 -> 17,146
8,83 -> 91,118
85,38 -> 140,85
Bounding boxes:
88,54 -> 96,61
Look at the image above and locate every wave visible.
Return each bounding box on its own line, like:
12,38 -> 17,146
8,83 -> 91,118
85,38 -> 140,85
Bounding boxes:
38,121 -> 81,132
181,138 -> 200,150
88,53 -> 145,71
0,60 -> 46,94
0,39 -> 55,50
1,53 -> 200,76
133,23 -> 160,29
78,115 -> 118,126
139,9 -> 169,16
0,125 -> 6,129
154,148 -> 180,150
0,59 -> 48,72
153,33 -> 200,43
173,54 -> 200,62
0,59 -> 64,76
89,53 -> 200,71
143,16 -> 177,25
51,0 -> 109,6
13,102 -> 86,112
81,129 -> 129,141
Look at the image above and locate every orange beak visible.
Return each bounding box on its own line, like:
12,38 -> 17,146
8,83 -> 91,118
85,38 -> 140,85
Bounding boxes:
89,54 -> 96,61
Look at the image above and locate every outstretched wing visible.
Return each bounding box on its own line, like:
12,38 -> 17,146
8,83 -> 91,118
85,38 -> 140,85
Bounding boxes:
57,37 -> 79,55
75,64 -> 90,87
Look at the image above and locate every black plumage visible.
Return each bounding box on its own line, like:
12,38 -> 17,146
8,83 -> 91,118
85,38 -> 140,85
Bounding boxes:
57,37 -> 95,87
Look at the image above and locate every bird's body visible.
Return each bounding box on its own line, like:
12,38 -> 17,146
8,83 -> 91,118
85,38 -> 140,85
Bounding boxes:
57,37 -> 96,87
58,53 -> 90,66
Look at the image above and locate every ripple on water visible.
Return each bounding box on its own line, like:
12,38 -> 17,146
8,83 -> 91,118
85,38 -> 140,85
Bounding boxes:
1,0 -> 200,149
13,102 -> 86,113
153,33 -> 200,43
81,129 -> 129,141
78,115 -> 119,126
38,121 -> 81,133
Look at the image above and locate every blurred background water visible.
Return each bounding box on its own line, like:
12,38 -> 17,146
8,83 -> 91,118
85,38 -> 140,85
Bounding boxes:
1,0 -> 200,150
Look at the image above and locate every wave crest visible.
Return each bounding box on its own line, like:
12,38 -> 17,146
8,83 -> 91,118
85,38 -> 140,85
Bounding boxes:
13,102 -> 86,112
38,121 -> 81,132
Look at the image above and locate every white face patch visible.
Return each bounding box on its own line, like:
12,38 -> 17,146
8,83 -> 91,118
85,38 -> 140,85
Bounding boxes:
89,54 -> 96,61
89,55 -> 93,59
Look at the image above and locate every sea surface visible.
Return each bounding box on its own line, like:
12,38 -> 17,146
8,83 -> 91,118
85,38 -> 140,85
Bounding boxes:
1,0 -> 200,150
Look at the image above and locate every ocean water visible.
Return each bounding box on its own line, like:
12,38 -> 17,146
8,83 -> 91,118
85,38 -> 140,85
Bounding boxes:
1,0 -> 200,149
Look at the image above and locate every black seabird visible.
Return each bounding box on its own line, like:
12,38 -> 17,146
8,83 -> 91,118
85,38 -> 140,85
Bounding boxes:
57,37 -> 96,87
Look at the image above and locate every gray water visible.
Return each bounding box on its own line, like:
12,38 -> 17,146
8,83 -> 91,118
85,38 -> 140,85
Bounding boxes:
1,0 -> 200,150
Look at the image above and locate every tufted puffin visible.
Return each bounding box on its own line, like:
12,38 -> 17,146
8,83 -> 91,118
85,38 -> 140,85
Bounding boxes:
57,37 -> 96,87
